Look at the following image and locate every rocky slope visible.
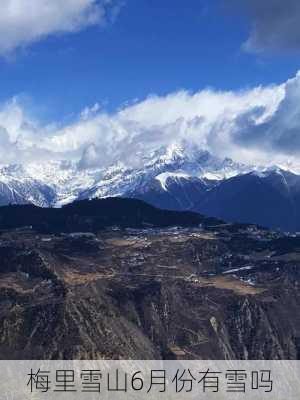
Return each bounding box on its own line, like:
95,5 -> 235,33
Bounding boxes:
0,215 -> 299,360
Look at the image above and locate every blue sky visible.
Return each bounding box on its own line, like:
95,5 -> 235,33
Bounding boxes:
1,0 -> 300,123
1,0 -> 300,169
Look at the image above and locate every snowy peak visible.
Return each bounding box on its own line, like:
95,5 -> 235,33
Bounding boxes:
0,144 -> 299,215
0,164 -> 56,207
141,143 -> 250,182
0,144 -> 263,207
155,172 -> 194,191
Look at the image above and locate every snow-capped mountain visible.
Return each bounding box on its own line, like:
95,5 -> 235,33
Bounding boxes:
0,143 -> 250,207
0,143 -> 300,231
78,144 -> 253,201
0,164 -> 56,207
192,168 -> 300,232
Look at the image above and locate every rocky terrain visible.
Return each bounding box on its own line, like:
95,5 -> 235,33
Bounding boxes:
0,202 -> 299,360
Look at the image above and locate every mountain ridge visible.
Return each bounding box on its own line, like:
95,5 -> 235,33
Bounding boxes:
0,144 -> 299,231
0,197 -> 224,233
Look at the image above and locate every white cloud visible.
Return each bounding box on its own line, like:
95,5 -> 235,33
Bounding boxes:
3,72 -> 300,170
0,0 -> 121,55
233,72 -> 300,155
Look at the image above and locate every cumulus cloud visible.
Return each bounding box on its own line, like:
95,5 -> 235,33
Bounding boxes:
233,73 -> 300,154
29,87 -> 279,168
226,0 -> 300,53
0,0 -> 122,55
3,72 -> 300,170
0,97 -> 55,163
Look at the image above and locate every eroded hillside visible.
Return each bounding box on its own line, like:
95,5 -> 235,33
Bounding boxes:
0,224 -> 300,360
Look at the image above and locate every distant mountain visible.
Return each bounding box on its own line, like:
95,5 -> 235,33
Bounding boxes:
126,174 -> 213,210
0,144 -> 249,207
192,169 -> 300,232
0,165 -> 56,206
77,144 -> 249,201
0,144 -> 300,231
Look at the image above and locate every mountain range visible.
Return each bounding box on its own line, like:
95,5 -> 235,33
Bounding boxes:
1,143 -> 299,232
